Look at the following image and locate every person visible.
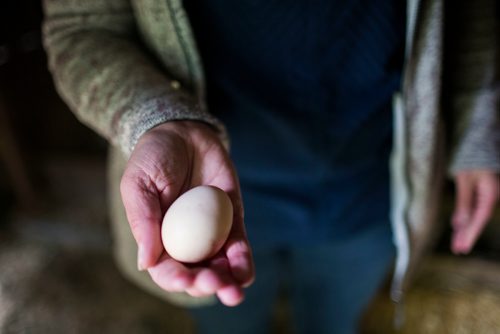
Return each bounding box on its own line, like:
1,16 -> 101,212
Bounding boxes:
42,0 -> 499,333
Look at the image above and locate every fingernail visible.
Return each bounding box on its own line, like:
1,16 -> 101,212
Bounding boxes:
137,245 -> 146,271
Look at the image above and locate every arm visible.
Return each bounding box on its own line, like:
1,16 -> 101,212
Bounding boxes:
42,0 -> 225,156
43,0 -> 254,305
445,0 -> 500,254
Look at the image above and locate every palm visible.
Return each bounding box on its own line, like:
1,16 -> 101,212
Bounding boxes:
121,121 -> 253,306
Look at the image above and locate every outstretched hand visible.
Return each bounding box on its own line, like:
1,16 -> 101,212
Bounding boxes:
120,121 -> 255,306
451,170 -> 499,254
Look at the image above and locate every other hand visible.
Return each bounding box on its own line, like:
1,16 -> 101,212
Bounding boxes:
451,170 -> 499,254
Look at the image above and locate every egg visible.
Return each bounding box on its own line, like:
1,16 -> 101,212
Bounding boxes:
161,185 -> 233,263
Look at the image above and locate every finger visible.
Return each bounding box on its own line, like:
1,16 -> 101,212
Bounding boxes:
208,172 -> 255,287
120,172 -> 164,270
184,253 -> 246,303
185,286 -> 212,297
216,284 -> 245,307
452,177 -> 498,254
220,185 -> 255,287
147,253 -> 194,292
185,257 -> 236,297
191,262 -> 233,295
463,179 -> 498,250
215,232 -> 248,307
225,236 -> 255,287
186,281 -> 245,306
195,143 -> 255,288
452,174 -> 473,229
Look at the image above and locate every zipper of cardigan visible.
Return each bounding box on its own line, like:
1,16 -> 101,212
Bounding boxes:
389,92 -> 410,329
389,0 -> 421,328
405,0 -> 421,59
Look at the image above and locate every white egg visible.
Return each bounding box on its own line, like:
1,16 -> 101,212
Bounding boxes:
161,185 -> 233,263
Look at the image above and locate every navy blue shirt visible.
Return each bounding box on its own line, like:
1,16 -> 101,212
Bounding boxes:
185,1 -> 406,248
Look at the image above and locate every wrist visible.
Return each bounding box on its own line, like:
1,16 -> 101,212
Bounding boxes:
150,120 -> 216,136
142,120 -> 225,152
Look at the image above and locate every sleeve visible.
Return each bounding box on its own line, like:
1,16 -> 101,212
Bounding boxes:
42,0 -> 227,157
446,0 -> 500,175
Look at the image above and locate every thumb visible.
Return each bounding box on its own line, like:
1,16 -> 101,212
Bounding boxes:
120,171 -> 164,271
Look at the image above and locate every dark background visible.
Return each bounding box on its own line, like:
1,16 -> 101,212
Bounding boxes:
0,0 -> 106,217
0,0 -> 106,154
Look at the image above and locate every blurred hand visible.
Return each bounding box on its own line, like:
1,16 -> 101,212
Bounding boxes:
451,170 -> 499,254
120,120 -> 254,306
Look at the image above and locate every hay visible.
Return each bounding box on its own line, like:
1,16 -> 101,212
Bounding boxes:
361,255 -> 500,334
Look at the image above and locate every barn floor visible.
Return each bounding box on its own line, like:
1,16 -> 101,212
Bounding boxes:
1,156 -> 500,334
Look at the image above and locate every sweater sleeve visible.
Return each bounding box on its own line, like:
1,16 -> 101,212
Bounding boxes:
42,0 -> 227,157
446,0 -> 500,175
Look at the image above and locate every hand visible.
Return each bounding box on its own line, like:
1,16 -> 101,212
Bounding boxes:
451,170 -> 499,254
120,120 -> 255,306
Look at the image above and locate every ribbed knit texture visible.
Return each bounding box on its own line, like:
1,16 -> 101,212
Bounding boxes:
185,0 -> 406,246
